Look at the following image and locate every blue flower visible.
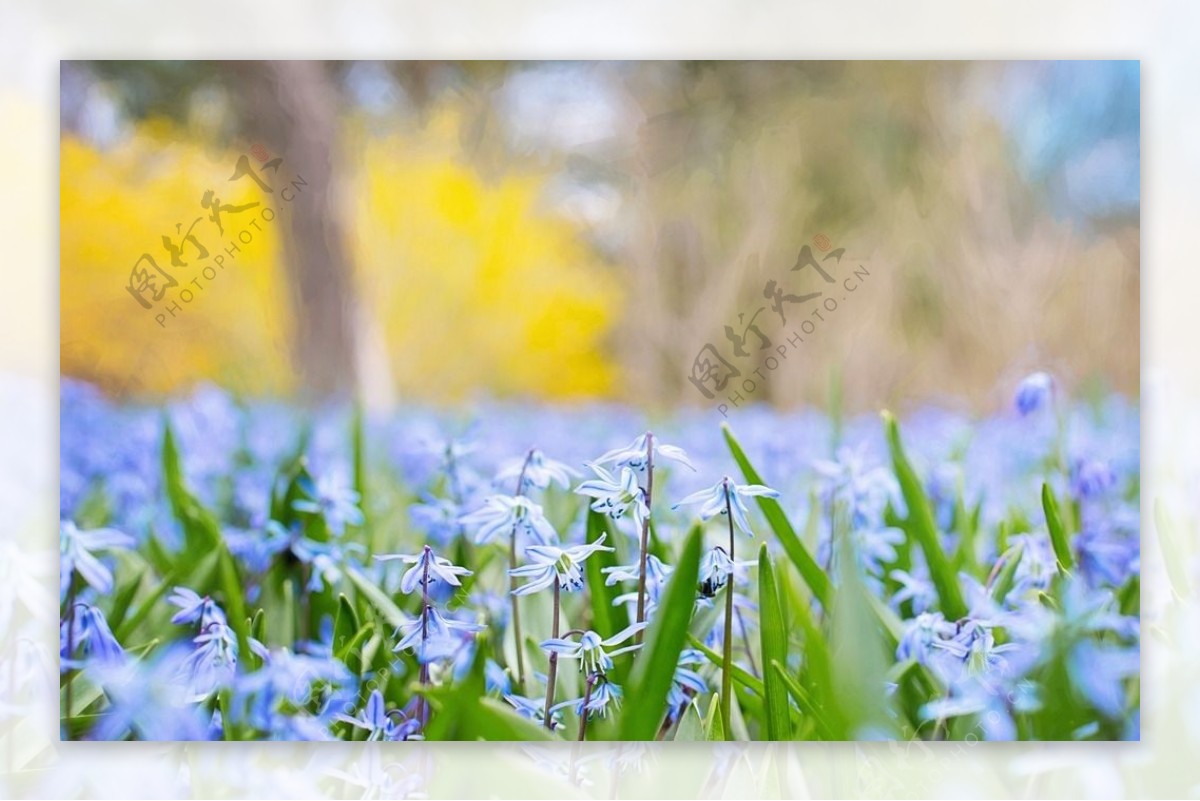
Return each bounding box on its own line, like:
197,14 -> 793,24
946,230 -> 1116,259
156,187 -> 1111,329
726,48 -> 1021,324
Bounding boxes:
509,534 -> 614,595
495,449 -> 579,492
1069,640 -> 1138,718
540,623 -> 645,675
179,621 -> 239,701
485,659 -> 511,695
408,495 -> 464,544
61,603 -> 125,667
888,568 -> 937,614
1008,532 -> 1058,598
1015,371 -> 1054,416
895,611 -> 955,666
458,495 -> 557,547
552,677 -> 623,719
375,545 -> 472,595
673,477 -> 779,536
594,433 -> 696,476
86,645 -> 214,740
1070,457 -> 1116,501
1075,514 -> 1139,589
932,619 -> 1018,681
234,649 -> 354,737
697,546 -> 756,599
394,606 -> 485,663
602,554 -> 673,587
505,693 -> 562,728
666,649 -> 708,714
60,520 -> 135,598
575,463 -> 650,530
336,689 -> 414,741
921,679 -> 1039,740
292,472 -> 365,536
168,586 -> 227,627
812,446 -> 899,529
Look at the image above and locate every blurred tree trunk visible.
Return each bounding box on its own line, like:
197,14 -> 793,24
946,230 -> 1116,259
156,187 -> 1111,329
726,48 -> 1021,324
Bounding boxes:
234,61 -> 358,401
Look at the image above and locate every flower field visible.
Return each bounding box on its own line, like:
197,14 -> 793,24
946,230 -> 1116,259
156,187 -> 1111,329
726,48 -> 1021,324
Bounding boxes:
59,374 -> 1139,741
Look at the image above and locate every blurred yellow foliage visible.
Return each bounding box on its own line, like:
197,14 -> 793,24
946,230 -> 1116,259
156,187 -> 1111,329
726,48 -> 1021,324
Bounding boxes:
348,108 -> 621,402
60,112 -> 622,402
60,122 -> 294,397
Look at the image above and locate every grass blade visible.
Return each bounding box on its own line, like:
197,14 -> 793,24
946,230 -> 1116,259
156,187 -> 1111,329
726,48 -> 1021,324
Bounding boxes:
881,411 -> 967,620
1041,482 -> 1075,571
585,510 -> 628,641
721,422 -> 830,607
757,544 -> 791,740
346,566 -> 408,629
617,524 -> 703,740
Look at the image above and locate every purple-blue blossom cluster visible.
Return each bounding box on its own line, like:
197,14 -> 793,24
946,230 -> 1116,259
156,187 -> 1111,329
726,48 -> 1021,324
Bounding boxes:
59,372 -> 1139,741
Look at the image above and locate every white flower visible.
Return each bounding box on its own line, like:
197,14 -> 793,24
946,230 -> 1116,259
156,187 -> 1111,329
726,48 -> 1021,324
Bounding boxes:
540,623 -> 646,674
509,534 -> 614,596
394,606 -> 485,663
673,477 -> 779,536
60,520 -> 134,598
375,545 -> 472,595
595,433 -> 696,476
459,495 -> 557,546
496,449 -> 579,492
574,463 -> 649,529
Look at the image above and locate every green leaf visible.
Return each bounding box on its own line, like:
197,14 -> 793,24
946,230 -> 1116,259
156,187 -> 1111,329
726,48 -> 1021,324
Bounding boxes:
106,567 -> 146,632
771,660 -> 833,739
345,565 -> 407,629
333,594 -> 360,655
217,545 -> 251,660
757,544 -> 791,740
585,510 -> 628,641
721,422 -> 830,607
162,421 -> 222,558
989,544 -> 1025,603
688,634 -> 765,695
249,608 -> 267,670
704,694 -> 725,741
472,697 -> 557,741
829,525 -> 895,739
421,637 -> 555,741
881,411 -> 967,620
115,557 -> 209,641
672,701 -> 706,741
1042,483 -> 1075,571
617,524 -> 703,741
337,623 -> 375,678
351,404 -> 371,541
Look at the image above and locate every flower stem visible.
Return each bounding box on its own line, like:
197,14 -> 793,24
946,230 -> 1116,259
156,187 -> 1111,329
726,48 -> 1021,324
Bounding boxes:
721,478 -> 734,741
543,581 -> 561,729
735,606 -> 759,677
578,672 -> 599,741
509,448 -> 535,693
63,579 -> 77,739
418,548 -> 432,728
635,432 -> 654,643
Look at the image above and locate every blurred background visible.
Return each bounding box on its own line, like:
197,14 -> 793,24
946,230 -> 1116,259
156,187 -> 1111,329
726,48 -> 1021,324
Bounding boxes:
59,60 -> 1139,413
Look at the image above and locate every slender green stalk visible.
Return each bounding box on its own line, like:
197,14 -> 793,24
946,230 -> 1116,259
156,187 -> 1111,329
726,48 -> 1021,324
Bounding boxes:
542,581 -> 561,728
578,672 -> 599,740
509,448 -> 535,692
63,581 -> 77,739
721,477 -> 735,741
417,547 -> 432,728
635,432 -> 654,643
